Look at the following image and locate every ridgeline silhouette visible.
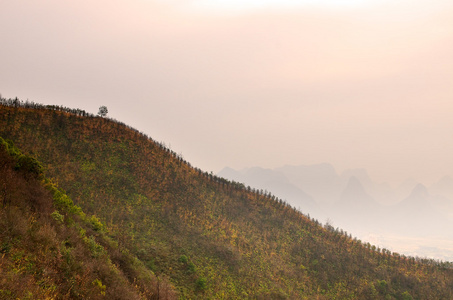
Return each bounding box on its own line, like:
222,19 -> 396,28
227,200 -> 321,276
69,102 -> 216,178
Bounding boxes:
1,97 -> 452,299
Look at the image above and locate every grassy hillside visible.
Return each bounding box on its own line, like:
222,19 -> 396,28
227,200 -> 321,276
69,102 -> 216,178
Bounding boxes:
0,136 -> 176,299
1,98 -> 453,299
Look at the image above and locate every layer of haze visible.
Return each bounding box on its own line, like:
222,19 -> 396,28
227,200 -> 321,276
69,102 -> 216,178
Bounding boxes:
1,0 -> 452,187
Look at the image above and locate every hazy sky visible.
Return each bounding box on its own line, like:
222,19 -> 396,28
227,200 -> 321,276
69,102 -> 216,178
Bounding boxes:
1,0 -> 452,186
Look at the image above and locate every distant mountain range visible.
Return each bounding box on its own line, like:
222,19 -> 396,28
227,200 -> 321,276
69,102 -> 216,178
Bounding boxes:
218,165 -> 453,240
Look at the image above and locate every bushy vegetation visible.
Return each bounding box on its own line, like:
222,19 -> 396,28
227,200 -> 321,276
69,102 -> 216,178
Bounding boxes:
1,98 -> 453,299
0,137 -> 176,299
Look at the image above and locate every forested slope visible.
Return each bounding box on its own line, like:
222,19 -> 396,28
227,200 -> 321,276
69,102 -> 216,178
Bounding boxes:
1,98 -> 453,299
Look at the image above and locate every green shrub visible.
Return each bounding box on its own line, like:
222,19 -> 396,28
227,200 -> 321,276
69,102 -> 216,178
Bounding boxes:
401,291 -> 413,300
196,277 -> 207,290
84,235 -> 105,258
15,154 -> 43,176
92,279 -> 106,296
51,210 -> 64,224
89,215 -> 104,232
188,262 -> 196,273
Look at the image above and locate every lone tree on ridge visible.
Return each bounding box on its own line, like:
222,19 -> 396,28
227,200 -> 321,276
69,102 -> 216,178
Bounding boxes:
98,106 -> 108,117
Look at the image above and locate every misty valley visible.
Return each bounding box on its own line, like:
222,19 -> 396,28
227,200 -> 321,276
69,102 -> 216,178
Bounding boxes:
219,165 -> 453,262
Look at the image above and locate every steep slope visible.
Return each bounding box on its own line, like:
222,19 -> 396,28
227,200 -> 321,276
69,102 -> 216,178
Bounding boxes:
340,169 -> 375,194
340,169 -> 397,205
329,176 -> 384,233
0,137 -> 175,299
337,177 -> 378,210
1,99 -> 453,299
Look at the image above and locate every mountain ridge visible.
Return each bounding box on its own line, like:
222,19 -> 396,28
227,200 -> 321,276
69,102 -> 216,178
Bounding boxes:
1,98 -> 453,299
